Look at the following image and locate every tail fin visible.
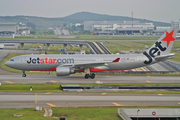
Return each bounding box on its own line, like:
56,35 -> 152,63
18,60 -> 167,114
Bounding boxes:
146,27 -> 179,56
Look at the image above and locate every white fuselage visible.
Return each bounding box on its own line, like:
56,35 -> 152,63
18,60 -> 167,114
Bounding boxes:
5,53 -> 155,72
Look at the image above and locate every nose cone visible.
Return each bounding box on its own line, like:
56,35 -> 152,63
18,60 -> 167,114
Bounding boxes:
5,61 -> 10,67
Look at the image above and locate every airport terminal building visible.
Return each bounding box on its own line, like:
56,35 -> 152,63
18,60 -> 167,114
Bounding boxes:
171,20 -> 180,28
84,21 -> 154,35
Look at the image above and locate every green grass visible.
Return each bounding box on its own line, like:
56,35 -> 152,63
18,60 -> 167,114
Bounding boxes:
0,84 -> 61,92
1,84 -> 180,94
1,106 -> 180,120
0,108 -> 56,120
52,107 -> 120,120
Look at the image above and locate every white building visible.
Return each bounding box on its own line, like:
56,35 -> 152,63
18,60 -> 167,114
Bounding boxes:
156,26 -> 171,31
171,20 -> 180,28
0,23 -> 18,34
0,23 -> 18,38
20,28 -> 30,35
84,21 -> 154,31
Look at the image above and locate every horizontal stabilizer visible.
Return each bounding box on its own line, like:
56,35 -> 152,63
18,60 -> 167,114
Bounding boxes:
155,54 -> 175,61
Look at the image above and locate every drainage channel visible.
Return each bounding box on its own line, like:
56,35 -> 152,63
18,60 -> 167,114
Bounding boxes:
60,85 -> 180,91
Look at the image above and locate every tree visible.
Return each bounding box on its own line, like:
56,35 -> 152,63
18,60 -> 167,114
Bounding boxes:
27,22 -> 36,29
63,23 -> 67,27
30,30 -> 36,35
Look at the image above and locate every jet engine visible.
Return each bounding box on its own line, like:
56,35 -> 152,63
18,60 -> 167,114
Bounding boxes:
56,66 -> 75,76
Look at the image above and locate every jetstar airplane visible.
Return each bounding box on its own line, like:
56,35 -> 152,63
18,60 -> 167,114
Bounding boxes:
5,27 -> 179,79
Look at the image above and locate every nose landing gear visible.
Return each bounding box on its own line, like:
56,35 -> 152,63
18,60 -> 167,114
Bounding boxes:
22,71 -> 26,77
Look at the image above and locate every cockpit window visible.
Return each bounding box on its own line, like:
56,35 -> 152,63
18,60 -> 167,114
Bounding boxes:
10,59 -> 14,61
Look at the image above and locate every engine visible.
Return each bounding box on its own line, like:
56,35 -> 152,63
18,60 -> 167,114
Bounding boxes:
56,66 -> 75,76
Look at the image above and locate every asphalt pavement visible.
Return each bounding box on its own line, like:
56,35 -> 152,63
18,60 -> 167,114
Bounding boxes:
0,92 -> 180,108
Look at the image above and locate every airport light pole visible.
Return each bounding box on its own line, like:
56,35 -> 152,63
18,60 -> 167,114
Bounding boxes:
137,109 -> 140,120
107,19 -> 108,31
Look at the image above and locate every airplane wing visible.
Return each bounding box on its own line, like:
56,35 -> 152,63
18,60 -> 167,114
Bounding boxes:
155,54 -> 175,61
59,58 -> 120,69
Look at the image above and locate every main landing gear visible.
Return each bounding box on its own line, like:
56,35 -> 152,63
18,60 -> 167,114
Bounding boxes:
22,71 -> 26,77
85,73 -> 95,79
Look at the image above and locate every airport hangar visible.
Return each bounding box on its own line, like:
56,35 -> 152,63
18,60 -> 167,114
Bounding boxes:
0,23 -> 17,38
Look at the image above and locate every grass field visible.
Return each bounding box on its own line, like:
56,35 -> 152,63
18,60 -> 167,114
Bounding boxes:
1,106 -> 180,120
1,83 -> 180,94
0,108 -> 55,120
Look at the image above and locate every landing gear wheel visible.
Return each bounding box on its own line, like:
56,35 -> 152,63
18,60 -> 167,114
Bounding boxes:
90,73 -> 95,79
85,74 -> 89,79
22,74 -> 26,77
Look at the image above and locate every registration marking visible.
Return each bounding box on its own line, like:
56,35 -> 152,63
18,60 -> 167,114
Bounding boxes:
5,81 -> 13,84
146,80 -> 151,83
51,80 -> 56,83
112,102 -> 121,106
46,103 -> 56,107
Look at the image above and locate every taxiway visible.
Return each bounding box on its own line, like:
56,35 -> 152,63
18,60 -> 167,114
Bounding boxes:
0,74 -> 180,84
0,92 -> 180,108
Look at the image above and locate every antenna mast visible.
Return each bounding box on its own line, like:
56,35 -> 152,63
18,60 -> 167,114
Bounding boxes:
132,12 -> 133,28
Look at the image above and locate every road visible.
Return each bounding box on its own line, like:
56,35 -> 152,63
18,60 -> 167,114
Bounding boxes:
0,92 -> 180,108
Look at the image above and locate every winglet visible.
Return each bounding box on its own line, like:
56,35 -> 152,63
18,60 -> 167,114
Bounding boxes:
112,58 -> 120,62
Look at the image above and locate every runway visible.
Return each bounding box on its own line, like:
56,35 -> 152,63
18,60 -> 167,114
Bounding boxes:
0,74 -> 180,84
0,92 -> 180,108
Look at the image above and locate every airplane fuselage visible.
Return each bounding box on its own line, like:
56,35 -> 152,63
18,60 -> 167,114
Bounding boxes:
5,53 -> 154,72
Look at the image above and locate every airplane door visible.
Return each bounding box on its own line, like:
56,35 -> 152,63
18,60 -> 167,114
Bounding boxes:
21,57 -> 24,63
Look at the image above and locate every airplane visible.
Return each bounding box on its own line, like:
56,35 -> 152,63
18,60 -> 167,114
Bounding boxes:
5,27 -> 179,79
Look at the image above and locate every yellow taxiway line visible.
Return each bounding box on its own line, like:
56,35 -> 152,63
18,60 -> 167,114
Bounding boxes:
51,80 -> 56,83
146,80 -> 151,83
112,102 -> 121,106
46,103 -> 56,107
5,81 -> 13,84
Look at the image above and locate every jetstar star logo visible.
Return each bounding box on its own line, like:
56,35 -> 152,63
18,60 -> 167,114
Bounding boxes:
162,30 -> 175,47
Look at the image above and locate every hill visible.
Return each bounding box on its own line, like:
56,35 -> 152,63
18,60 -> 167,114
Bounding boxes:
60,12 -> 171,27
0,12 -> 171,28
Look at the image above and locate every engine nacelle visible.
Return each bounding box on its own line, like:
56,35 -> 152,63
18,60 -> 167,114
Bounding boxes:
56,66 -> 75,76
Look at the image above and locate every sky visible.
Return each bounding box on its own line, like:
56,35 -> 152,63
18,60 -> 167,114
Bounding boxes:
0,0 -> 180,23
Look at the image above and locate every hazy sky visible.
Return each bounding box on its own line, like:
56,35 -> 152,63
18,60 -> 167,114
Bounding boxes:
0,0 -> 180,23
